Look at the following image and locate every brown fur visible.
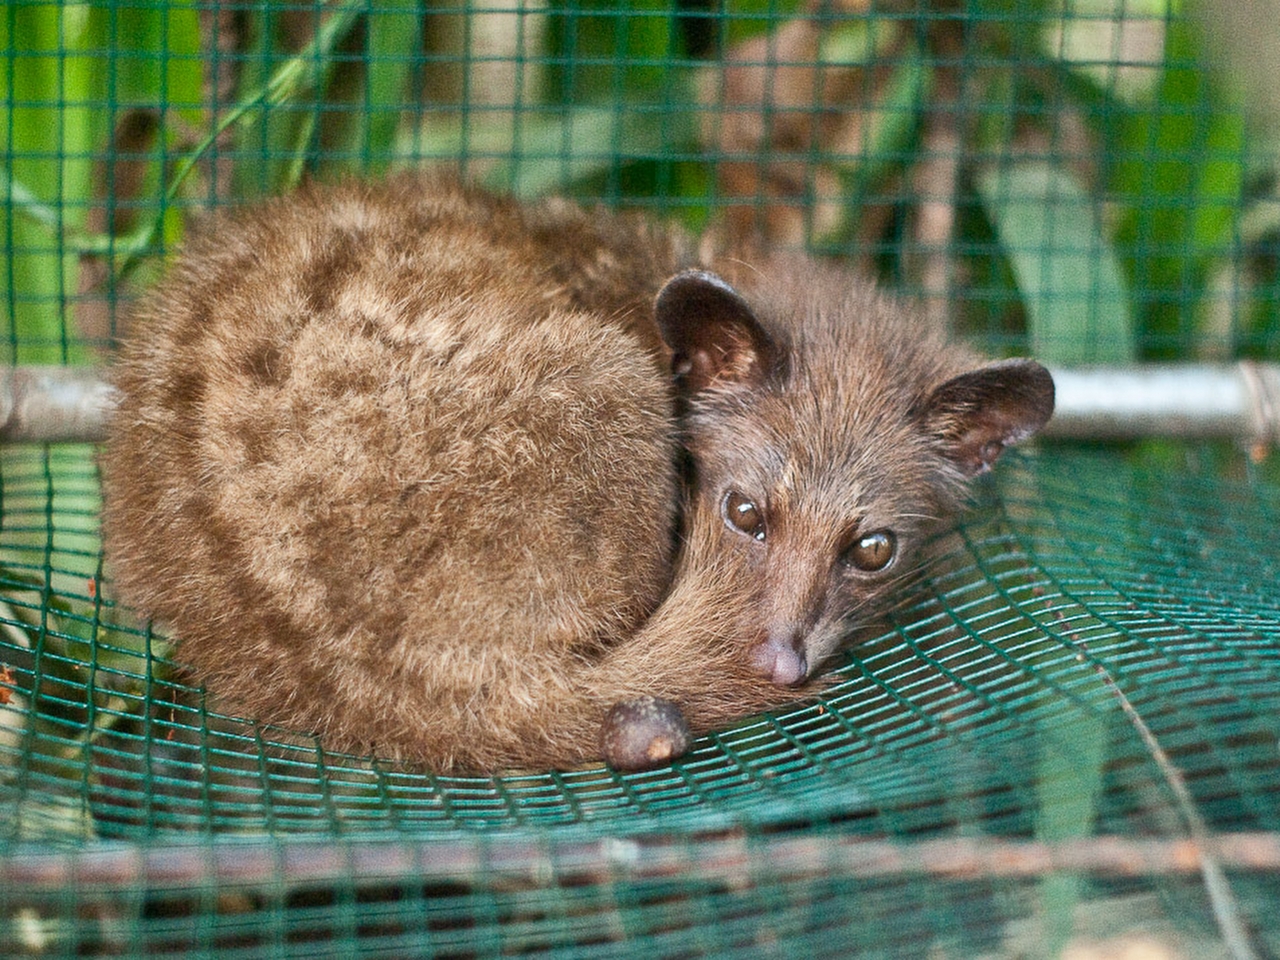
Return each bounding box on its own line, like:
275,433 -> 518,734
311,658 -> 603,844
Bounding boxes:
100,175 -> 1053,773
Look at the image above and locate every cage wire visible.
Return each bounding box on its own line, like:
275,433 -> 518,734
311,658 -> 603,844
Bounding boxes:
2,0 -> 1280,957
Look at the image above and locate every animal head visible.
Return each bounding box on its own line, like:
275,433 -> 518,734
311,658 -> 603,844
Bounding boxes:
654,264 -> 1055,687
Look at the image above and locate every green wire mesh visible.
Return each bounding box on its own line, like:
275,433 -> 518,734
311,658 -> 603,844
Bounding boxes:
7,448 -> 1280,836
3,1 -> 1280,956
4,450 -> 1279,955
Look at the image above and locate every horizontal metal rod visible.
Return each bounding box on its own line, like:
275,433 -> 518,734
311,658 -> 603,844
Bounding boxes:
4,831 -> 1279,892
2,363 -> 1279,446
0,366 -> 118,444
1043,362 -> 1280,444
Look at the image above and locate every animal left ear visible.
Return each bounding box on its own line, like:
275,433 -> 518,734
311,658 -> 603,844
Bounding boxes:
917,359 -> 1055,475
653,270 -> 779,396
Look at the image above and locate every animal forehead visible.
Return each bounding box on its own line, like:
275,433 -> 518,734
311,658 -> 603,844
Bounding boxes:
757,401 -> 933,513
692,356 -> 935,482
764,369 -> 925,454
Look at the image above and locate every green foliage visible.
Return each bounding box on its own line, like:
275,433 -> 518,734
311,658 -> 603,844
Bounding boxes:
718,0 -> 804,46
1,1 -> 1273,362
1104,17 -> 1249,358
976,161 -> 1135,364
546,0 -> 682,103
1,4 -> 104,365
361,0 -> 424,174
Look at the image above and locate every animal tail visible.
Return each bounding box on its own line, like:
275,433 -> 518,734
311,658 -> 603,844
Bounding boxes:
458,515 -> 820,773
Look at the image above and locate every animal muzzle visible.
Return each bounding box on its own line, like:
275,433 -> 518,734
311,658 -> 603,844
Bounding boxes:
753,557 -> 830,686
751,632 -> 809,686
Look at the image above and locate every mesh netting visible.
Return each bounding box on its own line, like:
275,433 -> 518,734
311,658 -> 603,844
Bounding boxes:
3,1 -> 1280,956
4,449 -> 1279,954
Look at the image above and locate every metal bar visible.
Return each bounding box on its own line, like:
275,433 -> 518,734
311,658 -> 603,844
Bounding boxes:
1,363 -> 1279,446
1043,362 -> 1280,444
0,366 -> 117,444
3,831 -> 1279,891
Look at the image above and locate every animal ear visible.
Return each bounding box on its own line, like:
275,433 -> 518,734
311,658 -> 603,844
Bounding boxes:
654,270 -> 778,395
918,359 -> 1055,475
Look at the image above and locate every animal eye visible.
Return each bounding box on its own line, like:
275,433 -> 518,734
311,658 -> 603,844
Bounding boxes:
843,530 -> 896,572
722,491 -> 766,542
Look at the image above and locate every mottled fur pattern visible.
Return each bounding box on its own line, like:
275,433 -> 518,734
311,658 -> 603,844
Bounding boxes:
101,175 -> 1053,773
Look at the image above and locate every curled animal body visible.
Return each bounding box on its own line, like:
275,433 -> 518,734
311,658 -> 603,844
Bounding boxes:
101,175 -> 1054,773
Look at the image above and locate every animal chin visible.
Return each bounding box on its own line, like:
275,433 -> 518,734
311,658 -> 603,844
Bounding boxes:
751,637 -> 809,687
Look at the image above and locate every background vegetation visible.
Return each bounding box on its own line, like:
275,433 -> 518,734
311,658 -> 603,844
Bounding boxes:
2,0 -> 1278,367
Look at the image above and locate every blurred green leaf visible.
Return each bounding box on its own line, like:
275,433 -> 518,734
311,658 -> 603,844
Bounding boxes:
412,102 -> 695,198
546,0 -> 680,105
977,161 -> 1136,364
1047,0 -> 1168,103
0,5 -> 108,365
231,0 -> 365,196
0,170 -> 144,258
361,0 -> 424,174
1107,18 -> 1247,356
103,0 -> 365,285
110,2 -> 205,250
112,3 -> 203,118
0,11 -> 109,631
718,0 -> 804,47
231,5 -> 293,198
816,14 -> 899,67
1035,703 -> 1108,954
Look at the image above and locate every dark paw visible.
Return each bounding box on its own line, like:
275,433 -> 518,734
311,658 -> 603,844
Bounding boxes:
599,696 -> 691,771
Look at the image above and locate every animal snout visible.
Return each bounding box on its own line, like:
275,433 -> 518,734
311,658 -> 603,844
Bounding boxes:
751,633 -> 809,686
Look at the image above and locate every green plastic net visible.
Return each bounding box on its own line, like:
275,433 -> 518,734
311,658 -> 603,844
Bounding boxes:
3,2 -> 1280,956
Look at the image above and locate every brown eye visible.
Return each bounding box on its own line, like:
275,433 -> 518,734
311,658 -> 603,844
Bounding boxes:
843,530 -> 896,571
722,491 -> 766,542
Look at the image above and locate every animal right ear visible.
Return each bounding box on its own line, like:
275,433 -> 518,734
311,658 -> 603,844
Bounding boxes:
654,270 -> 777,395
917,359 -> 1056,476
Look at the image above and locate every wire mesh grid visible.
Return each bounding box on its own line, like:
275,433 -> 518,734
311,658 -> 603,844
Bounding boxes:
3,1 -> 1280,956
3,450 -> 1279,954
